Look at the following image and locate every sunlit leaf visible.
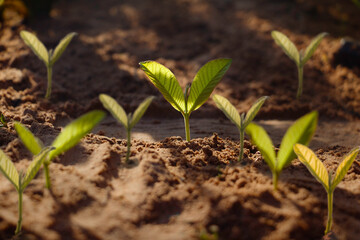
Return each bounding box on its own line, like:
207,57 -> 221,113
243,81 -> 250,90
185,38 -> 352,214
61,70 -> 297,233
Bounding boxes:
99,94 -> 128,128
294,144 -> 329,191
243,96 -> 269,128
14,122 -> 43,155
271,31 -> 300,66
0,149 -> 19,191
50,32 -> 77,65
130,96 -> 154,129
277,111 -> 318,170
140,61 -> 185,113
49,110 -> 105,161
301,32 -> 327,65
245,123 -> 276,171
187,58 -> 232,112
20,30 -> 49,65
212,94 -> 241,129
22,146 -> 54,190
332,147 -> 360,189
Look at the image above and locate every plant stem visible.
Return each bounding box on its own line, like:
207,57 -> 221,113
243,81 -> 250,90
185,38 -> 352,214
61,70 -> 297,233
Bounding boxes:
296,66 -> 303,99
45,65 -> 52,99
126,128 -> 131,163
239,129 -> 244,161
325,190 -> 334,234
273,171 -> 279,191
183,114 -> 190,142
15,191 -> 23,235
44,162 -> 51,189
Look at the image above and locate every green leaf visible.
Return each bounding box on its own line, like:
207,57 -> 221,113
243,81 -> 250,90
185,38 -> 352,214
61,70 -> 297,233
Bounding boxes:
277,111 -> 318,171
22,146 -> 54,190
212,94 -> 241,129
271,31 -> 300,66
293,144 -> 329,191
99,94 -> 128,129
20,30 -> 49,65
0,149 -> 19,191
14,122 -> 43,155
245,123 -> 276,172
139,61 -> 185,113
187,58 -> 232,113
301,32 -> 327,65
0,0 -> 4,6
243,96 -> 269,128
130,96 -> 154,129
48,110 -> 105,161
50,32 -> 77,65
331,147 -> 360,190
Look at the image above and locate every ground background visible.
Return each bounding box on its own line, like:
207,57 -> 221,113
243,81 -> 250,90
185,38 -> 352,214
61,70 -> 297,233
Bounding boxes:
0,0 -> 360,239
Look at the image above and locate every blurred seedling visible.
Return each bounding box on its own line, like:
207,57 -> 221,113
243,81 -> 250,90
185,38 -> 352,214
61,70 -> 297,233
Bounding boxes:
271,31 -> 327,98
199,225 -> 219,240
245,111 -> 318,190
212,95 -> 268,161
15,110 -> 105,188
294,144 -> 359,235
0,146 -> 54,235
140,58 -> 232,142
99,94 -> 154,163
20,30 -> 77,99
0,112 -> 7,127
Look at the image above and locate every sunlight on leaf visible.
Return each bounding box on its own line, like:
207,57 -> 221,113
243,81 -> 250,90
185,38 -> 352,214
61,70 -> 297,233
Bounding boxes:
50,32 -> 77,65
212,94 -> 241,128
130,96 -> 154,129
20,30 -> 49,65
302,32 -> 328,65
99,94 -> 128,128
243,96 -> 269,128
14,122 -> 43,155
271,31 -> 300,66
0,149 -> 19,191
332,147 -> 359,189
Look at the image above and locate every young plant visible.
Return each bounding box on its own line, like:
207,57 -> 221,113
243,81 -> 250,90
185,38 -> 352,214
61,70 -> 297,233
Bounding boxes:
0,146 -> 54,235
212,94 -> 268,161
245,111 -> 318,190
20,30 -> 77,99
99,94 -> 154,163
271,31 -> 327,98
294,144 -> 359,235
15,110 -> 105,188
139,58 -> 232,142
0,112 -> 7,127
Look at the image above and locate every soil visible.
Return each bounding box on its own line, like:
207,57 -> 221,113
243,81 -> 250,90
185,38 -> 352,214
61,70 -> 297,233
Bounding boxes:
0,0 -> 360,239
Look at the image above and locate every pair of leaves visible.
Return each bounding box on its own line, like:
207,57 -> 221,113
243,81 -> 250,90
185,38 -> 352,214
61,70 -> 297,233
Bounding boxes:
99,94 -> 154,130
245,111 -> 318,173
139,58 -> 232,115
15,110 -> 105,164
294,144 -> 360,192
212,95 -> 268,131
0,146 -> 54,193
271,31 -> 327,67
20,30 -> 77,67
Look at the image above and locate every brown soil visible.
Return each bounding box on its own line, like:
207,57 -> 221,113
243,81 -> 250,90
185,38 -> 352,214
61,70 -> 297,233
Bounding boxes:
1,0 -> 360,239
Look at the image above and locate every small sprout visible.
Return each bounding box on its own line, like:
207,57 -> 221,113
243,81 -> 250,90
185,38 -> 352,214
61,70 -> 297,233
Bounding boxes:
99,94 -> 154,163
245,111 -> 318,190
199,225 -> 219,240
212,95 -> 268,161
15,110 -> 105,188
271,31 -> 327,98
20,30 -> 77,99
0,112 -> 7,127
140,58 -> 232,142
0,146 -> 54,235
294,144 -> 360,235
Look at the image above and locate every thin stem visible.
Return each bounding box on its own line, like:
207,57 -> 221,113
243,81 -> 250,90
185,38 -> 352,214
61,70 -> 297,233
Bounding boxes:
183,114 -> 190,142
273,171 -> 279,191
15,190 -> 23,235
126,128 -> 131,163
44,162 -> 51,189
325,190 -> 334,234
239,129 -> 244,161
296,66 -> 303,99
45,65 -> 52,99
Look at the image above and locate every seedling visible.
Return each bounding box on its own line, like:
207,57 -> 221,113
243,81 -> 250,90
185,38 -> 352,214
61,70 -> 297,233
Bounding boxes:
271,31 -> 327,98
20,30 -> 77,99
99,94 -> 154,163
245,111 -> 318,190
15,110 -> 105,188
0,112 -> 7,127
212,94 -> 268,161
294,144 -> 359,235
140,58 -> 232,142
0,146 -> 54,235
